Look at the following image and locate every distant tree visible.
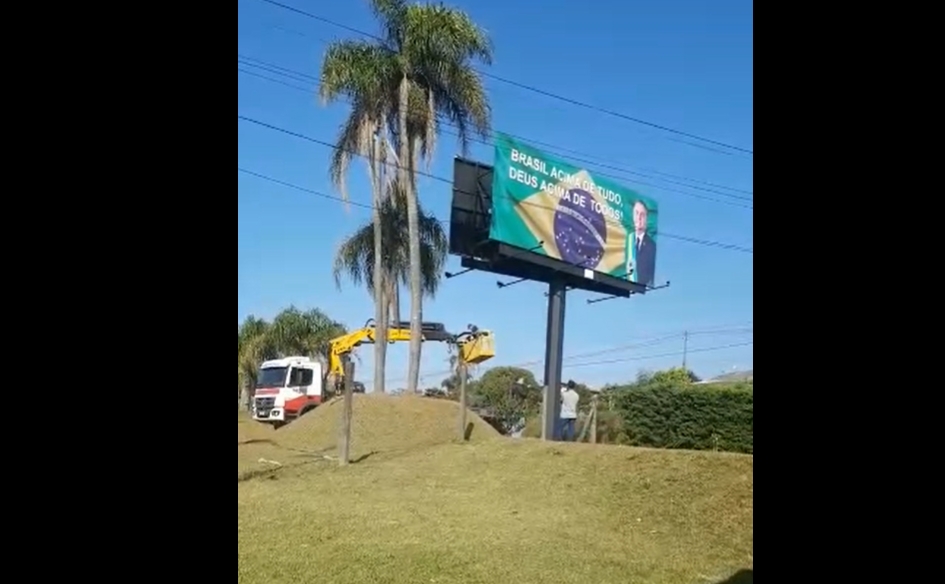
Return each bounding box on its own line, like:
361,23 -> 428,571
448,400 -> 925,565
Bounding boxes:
236,307 -> 347,410
637,367 -> 700,386
467,366 -> 541,434
438,353 -> 479,400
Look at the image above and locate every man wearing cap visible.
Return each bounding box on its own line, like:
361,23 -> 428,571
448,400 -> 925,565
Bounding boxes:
558,380 -> 580,441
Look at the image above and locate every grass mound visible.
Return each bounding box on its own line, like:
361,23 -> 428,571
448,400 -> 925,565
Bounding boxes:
237,395 -> 499,480
238,411 -> 274,444
274,394 -> 500,459
238,439 -> 753,584
239,412 -> 286,480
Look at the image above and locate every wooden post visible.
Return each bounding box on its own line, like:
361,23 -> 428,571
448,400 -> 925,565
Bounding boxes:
579,394 -> 599,443
339,357 -> 354,466
578,409 -> 589,443
458,362 -> 468,441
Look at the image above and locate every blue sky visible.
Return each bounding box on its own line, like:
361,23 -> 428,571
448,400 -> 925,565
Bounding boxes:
237,0 -> 753,390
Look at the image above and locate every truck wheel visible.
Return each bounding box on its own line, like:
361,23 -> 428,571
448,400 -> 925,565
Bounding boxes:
272,421 -> 286,430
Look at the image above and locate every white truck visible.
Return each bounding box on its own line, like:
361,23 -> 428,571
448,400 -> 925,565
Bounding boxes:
251,356 -> 337,427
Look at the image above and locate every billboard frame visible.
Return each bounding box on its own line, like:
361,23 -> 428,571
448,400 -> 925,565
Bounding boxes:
448,156 -> 663,442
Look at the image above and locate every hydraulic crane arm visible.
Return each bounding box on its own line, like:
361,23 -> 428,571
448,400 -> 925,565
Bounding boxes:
327,319 -> 456,379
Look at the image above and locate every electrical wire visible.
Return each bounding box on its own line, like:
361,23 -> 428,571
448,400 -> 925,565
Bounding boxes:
238,163 -> 752,254
237,53 -> 753,198
255,0 -> 753,156
237,54 -> 753,205
242,47 -> 753,196
237,116 -> 754,253
385,339 -> 753,386
258,23 -> 742,160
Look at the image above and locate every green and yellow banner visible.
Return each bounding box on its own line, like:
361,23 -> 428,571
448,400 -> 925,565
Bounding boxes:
490,133 -> 659,287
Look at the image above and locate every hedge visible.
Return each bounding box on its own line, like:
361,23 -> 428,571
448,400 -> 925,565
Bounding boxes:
615,383 -> 753,454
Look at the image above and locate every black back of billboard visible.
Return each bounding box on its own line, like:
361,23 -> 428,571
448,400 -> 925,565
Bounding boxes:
449,157 -> 647,297
449,157 -> 493,258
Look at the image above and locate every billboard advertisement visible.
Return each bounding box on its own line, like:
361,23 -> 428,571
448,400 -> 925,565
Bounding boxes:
490,133 -> 659,287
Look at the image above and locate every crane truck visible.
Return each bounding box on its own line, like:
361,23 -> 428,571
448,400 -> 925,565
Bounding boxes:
251,319 -> 495,427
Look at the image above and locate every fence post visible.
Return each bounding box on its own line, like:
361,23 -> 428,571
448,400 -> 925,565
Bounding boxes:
339,358 -> 354,466
458,363 -> 468,441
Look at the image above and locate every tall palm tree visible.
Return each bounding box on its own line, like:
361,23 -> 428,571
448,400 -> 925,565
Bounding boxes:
319,43 -> 397,396
333,193 -> 448,330
369,0 -> 493,395
319,0 -> 492,395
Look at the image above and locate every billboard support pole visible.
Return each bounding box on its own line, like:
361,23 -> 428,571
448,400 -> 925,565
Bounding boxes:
541,278 -> 568,441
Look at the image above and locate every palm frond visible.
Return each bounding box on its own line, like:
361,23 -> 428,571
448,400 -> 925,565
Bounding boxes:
332,193 -> 447,300
333,224 -> 376,293
369,0 -> 407,51
328,97 -> 377,204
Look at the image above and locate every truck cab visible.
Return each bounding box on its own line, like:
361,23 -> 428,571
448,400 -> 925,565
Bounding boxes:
252,356 -> 324,427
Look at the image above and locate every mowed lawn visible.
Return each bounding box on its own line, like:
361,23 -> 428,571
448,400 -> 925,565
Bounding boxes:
238,434 -> 753,584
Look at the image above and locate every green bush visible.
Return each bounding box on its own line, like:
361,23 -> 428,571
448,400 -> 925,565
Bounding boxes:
614,382 -> 752,454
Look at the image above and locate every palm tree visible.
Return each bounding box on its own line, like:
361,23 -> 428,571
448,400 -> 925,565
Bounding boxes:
319,42 -> 397,396
319,0 -> 492,395
237,308 -> 346,409
379,0 -> 492,396
268,306 -> 347,367
238,316 -> 275,410
333,194 -> 448,333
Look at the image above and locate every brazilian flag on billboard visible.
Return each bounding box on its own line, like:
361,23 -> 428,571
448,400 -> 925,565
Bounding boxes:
489,133 -> 659,288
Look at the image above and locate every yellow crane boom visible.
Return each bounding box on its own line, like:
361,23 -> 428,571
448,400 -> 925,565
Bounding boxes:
327,320 -> 495,385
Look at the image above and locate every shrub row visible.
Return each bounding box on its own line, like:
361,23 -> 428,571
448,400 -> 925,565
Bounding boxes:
614,383 -> 752,454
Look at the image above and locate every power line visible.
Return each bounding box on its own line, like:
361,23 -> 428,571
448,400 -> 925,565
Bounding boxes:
238,165 -> 752,254
238,53 -> 752,197
252,26 -> 749,160
236,68 -> 750,210
237,115 -> 754,254
383,339 -> 753,386
564,341 -> 753,369
504,327 -> 752,369
236,114 -> 754,253
387,330 -> 752,383
237,53 -> 753,204
237,70 -> 749,209
254,0 -> 753,156
238,167 -> 372,211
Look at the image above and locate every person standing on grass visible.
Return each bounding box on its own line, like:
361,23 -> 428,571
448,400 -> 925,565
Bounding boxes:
558,380 -> 580,441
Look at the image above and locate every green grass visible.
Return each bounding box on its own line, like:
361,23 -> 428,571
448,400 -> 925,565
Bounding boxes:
238,400 -> 752,584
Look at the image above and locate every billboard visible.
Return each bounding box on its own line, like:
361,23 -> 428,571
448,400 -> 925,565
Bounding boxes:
490,133 -> 659,287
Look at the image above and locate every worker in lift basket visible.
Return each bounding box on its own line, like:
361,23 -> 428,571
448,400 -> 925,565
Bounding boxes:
558,380 -> 580,441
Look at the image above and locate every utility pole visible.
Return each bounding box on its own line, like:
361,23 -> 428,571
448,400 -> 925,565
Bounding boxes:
682,331 -> 689,370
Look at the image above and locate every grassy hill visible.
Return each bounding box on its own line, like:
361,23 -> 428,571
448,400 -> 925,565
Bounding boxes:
237,398 -> 753,584
238,395 -> 499,480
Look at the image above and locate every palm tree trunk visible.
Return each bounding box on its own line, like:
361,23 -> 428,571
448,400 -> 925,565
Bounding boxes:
371,125 -> 388,396
390,280 -> 401,327
400,74 -> 424,396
